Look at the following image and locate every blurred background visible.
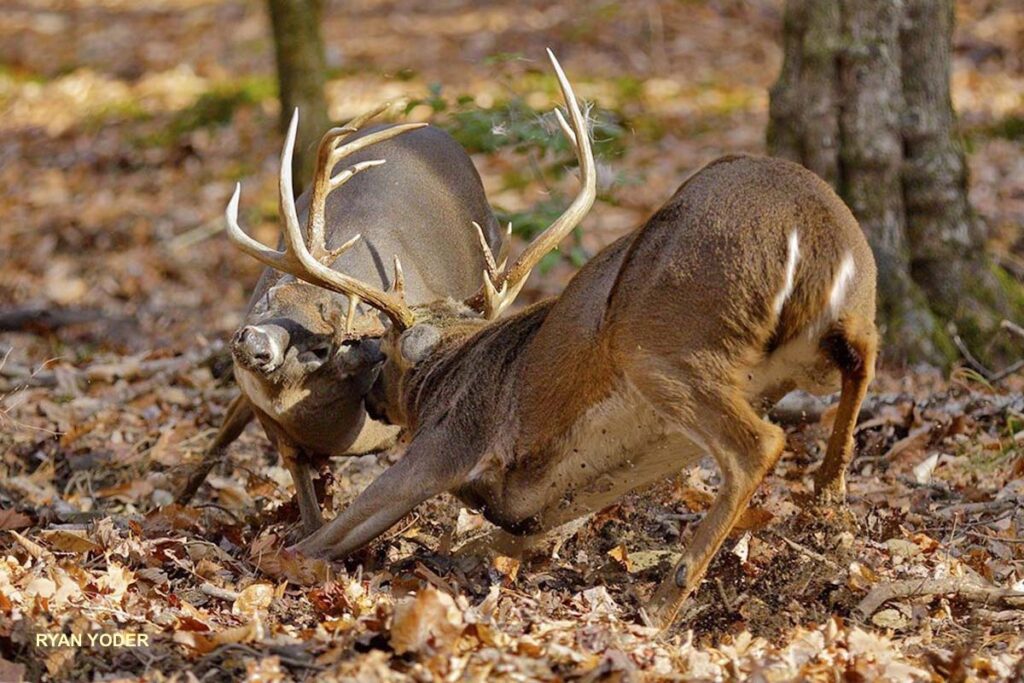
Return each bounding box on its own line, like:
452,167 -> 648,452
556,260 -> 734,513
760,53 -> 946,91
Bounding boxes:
0,0 -> 1020,368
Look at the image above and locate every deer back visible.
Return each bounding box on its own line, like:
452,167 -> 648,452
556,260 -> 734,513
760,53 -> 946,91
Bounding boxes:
248,124 -> 502,317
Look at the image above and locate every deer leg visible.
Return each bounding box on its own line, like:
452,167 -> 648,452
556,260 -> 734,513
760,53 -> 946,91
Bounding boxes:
292,428 -> 479,559
647,392 -> 785,629
813,321 -> 877,504
279,442 -> 324,536
175,393 -> 254,505
248,409 -> 324,535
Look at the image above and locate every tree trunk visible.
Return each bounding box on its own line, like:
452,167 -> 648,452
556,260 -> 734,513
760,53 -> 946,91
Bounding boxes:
769,0 -> 1023,366
267,0 -> 329,196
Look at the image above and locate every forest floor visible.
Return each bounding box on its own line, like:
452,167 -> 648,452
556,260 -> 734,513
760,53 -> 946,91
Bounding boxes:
1,0 -> 1022,681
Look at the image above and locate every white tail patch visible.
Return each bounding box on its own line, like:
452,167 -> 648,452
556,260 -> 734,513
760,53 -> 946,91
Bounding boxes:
828,253 -> 856,319
772,230 -> 801,315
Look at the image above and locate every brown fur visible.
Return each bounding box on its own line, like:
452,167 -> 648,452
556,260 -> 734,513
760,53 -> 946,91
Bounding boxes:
296,155 -> 879,629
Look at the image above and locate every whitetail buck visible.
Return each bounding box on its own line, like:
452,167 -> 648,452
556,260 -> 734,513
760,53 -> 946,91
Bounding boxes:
177,105 -> 505,534
228,50 -> 878,627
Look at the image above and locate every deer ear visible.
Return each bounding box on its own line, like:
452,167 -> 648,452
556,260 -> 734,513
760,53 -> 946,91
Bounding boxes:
399,325 -> 441,365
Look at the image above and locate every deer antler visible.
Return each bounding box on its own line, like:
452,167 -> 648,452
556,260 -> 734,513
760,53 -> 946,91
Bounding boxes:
469,49 -> 597,319
226,106 -> 423,330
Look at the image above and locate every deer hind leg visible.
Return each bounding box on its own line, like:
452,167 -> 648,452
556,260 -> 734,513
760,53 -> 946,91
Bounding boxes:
176,393 -> 254,505
813,317 -> 877,504
645,387 -> 785,629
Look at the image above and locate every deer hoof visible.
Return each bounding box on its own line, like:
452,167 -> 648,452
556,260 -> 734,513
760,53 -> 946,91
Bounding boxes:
674,563 -> 688,588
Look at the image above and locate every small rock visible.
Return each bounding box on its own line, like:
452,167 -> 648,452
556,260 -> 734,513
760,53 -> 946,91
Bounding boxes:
872,605 -> 911,629
885,539 -> 921,558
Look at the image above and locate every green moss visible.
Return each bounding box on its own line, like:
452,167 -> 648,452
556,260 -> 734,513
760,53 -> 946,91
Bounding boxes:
944,261 -> 1024,366
135,76 -> 275,148
0,63 -> 48,84
990,261 -> 1024,310
495,196 -> 590,272
173,77 -> 275,133
613,75 -> 644,101
81,99 -> 151,132
985,114 -> 1024,141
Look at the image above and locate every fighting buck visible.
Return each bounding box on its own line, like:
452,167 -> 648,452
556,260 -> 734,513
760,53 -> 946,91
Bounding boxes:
177,105 -> 505,534
229,50 -> 878,627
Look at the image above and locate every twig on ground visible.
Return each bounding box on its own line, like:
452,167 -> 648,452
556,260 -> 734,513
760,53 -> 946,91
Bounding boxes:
856,577 -> 1024,619
200,583 -> 240,602
0,341 -> 225,392
1002,319 -> 1024,341
953,334 -> 993,379
934,495 -> 1023,520
770,531 -> 840,568
0,307 -> 126,334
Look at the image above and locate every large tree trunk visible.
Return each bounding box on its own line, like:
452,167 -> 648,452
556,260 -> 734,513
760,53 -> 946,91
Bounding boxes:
267,0 -> 329,196
769,0 -> 1023,366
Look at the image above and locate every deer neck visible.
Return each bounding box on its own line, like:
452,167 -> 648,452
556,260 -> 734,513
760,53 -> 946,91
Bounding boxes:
398,301 -> 556,438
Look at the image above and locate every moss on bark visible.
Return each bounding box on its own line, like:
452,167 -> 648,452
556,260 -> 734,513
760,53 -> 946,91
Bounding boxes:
768,0 -> 1021,367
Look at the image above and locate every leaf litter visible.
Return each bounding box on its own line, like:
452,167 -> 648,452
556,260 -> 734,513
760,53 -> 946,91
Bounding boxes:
0,0 -> 1022,680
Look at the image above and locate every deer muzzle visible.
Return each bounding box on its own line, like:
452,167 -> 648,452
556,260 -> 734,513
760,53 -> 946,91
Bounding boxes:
233,324 -> 288,374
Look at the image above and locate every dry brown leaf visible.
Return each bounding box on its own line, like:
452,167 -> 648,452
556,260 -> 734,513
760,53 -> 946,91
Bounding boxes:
39,529 -> 102,554
233,583 -> 274,616
735,506 -> 774,532
607,545 -> 632,571
0,509 -> 32,531
390,586 -> 464,655
492,555 -> 521,581
0,658 -> 25,683
679,487 -> 714,512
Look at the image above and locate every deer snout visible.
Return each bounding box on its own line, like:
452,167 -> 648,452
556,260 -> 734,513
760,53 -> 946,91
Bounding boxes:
233,324 -> 288,373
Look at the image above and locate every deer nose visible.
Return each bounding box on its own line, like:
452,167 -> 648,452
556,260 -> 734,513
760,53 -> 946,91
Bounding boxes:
233,325 -> 287,373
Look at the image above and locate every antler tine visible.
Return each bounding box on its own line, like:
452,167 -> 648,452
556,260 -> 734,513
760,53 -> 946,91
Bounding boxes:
227,109 -> 416,330
307,103 -> 427,260
472,49 -> 597,319
473,221 -> 500,282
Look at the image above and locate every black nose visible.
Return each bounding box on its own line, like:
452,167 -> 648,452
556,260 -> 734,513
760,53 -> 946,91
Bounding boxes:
233,325 -> 287,372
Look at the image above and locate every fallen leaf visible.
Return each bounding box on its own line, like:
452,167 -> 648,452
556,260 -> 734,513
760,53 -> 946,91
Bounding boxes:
607,545 -> 632,571
233,583 -> 274,615
492,555 -> 520,581
0,657 -> 25,683
913,453 -> 940,484
0,509 -> 32,531
735,506 -> 774,532
40,530 -> 102,554
390,587 -> 463,655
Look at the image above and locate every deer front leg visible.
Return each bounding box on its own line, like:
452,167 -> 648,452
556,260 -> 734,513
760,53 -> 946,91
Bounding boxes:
647,394 -> 785,629
280,442 -> 324,536
813,322 -> 877,504
176,393 -> 254,505
250,409 -> 324,535
292,428 -> 480,559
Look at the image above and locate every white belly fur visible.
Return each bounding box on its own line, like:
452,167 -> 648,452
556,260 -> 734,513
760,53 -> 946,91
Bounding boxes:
501,379 -> 707,523
236,368 -> 311,419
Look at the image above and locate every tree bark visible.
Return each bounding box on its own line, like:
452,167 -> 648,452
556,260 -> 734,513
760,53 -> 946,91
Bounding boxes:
899,0 -> 1022,359
267,0 -> 330,196
768,0 -> 1023,365
768,0 -> 841,186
